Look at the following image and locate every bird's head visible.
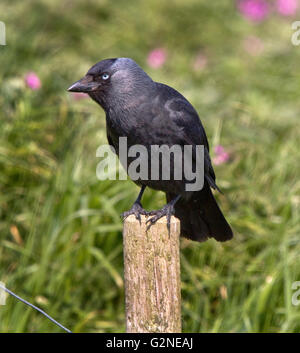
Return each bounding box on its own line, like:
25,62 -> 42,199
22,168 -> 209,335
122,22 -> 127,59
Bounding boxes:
67,58 -> 153,109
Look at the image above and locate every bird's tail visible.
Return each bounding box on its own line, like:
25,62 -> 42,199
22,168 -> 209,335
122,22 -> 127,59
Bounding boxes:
166,186 -> 233,242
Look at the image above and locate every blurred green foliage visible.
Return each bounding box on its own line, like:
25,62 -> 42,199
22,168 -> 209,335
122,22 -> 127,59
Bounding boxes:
0,0 -> 299,332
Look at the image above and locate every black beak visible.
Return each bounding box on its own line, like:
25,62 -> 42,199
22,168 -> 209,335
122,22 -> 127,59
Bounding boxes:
67,75 -> 99,93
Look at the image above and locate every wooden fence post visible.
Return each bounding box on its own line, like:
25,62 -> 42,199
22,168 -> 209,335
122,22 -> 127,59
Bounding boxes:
123,214 -> 181,333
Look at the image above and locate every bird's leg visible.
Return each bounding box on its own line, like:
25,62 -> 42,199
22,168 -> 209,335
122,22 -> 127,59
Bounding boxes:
146,195 -> 181,234
122,185 -> 150,224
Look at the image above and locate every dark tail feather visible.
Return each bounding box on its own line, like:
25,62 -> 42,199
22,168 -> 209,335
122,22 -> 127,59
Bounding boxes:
166,187 -> 233,242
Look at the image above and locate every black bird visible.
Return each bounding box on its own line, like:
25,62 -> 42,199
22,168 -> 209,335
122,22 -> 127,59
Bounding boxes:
68,58 -> 233,242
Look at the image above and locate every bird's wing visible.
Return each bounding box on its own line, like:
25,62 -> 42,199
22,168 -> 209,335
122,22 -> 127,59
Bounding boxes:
151,83 -> 218,188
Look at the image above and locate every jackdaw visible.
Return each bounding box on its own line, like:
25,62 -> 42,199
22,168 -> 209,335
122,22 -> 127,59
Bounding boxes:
68,58 -> 233,242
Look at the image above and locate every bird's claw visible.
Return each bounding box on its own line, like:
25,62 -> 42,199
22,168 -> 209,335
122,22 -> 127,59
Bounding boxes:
122,202 -> 150,225
146,204 -> 175,235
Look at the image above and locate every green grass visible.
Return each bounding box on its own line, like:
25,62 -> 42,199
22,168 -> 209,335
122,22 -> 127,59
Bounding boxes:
0,0 -> 299,332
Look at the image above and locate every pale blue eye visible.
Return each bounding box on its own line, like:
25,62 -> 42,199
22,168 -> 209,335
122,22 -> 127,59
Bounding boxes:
102,73 -> 109,80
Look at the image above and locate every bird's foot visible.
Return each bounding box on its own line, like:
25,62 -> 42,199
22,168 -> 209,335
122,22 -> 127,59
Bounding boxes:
122,202 -> 151,224
146,203 -> 175,235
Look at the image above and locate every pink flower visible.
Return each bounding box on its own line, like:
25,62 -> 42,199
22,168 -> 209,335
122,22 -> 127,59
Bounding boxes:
71,92 -> 88,100
193,53 -> 208,71
213,145 -> 230,165
237,0 -> 269,22
243,36 -> 264,56
276,0 -> 298,16
147,48 -> 167,69
24,72 -> 41,90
